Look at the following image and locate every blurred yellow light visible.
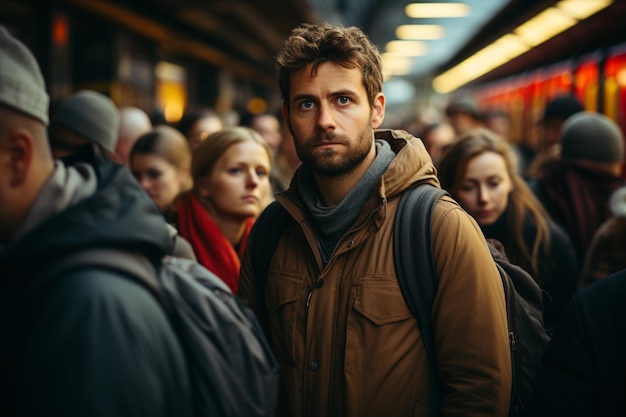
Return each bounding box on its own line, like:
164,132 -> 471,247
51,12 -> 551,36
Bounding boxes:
557,0 -> 612,20
382,54 -> 412,72
515,7 -> 577,46
247,97 -> 267,114
405,3 -> 469,18
490,34 -> 530,58
432,0 -> 614,94
385,40 -> 427,56
155,61 -> 186,81
164,102 -> 183,123
396,25 -> 444,40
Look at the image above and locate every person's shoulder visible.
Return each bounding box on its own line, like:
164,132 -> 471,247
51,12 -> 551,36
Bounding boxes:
431,193 -> 472,226
51,266 -> 168,325
547,220 -> 574,246
578,268 -> 626,302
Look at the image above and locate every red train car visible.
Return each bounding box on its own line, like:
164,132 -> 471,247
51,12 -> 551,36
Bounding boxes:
472,42 -> 626,162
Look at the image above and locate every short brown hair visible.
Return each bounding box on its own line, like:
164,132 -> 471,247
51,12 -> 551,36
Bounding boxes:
276,23 -> 383,108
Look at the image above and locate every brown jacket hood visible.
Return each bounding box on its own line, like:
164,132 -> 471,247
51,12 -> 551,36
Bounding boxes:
373,128 -> 440,199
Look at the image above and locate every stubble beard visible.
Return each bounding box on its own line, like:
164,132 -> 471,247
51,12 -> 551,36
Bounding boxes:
295,125 -> 374,177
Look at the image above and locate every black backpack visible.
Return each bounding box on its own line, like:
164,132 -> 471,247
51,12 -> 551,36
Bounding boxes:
45,249 -> 280,417
394,184 -> 551,417
251,184 -> 550,417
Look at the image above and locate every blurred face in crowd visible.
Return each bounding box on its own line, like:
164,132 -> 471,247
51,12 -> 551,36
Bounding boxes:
422,123 -> 455,164
132,154 -> 188,213
188,115 -> 223,150
455,151 -> 513,225
252,114 -> 282,153
197,141 -> 271,221
284,61 -> 384,178
447,112 -> 479,135
537,118 -> 564,150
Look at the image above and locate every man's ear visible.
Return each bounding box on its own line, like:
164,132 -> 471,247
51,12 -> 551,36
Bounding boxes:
3,129 -> 34,187
371,93 -> 385,129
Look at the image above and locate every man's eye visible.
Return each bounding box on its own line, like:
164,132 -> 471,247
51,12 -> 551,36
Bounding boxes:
300,100 -> 314,110
337,97 -> 350,105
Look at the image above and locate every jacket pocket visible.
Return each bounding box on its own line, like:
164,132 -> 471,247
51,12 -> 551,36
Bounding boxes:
346,277 -> 416,372
265,271 -> 305,363
353,277 -> 414,324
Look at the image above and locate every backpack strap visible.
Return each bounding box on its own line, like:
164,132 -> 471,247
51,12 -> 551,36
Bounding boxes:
249,201 -> 290,328
36,248 -> 164,305
394,184 -> 448,417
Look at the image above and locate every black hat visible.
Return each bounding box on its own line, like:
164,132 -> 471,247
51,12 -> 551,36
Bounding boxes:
540,95 -> 584,123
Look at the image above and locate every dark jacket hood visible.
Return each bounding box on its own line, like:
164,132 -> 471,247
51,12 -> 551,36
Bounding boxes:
2,144 -> 171,279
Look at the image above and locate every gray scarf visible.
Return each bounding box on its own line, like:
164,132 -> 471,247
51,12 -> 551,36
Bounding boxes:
297,140 -> 395,265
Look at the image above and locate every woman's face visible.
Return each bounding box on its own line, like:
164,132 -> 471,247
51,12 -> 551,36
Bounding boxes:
198,141 -> 271,221
132,154 -> 187,213
454,151 -> 513,226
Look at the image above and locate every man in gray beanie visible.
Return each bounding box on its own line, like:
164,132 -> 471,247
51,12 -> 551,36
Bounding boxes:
530,111 -> 626,263
0,25 -> 191,417
48,89 -> 121,159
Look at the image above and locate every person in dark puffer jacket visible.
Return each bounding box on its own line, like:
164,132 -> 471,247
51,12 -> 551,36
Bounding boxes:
0,25 -> 191,417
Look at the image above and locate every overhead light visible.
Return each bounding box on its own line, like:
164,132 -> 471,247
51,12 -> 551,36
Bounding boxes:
433,0 -> 613,93
155,61 -> 186,81
488,34 -> 530,59
396,25 -> 444,40
385,40 -> 427,56
557,0 -> 612,20
514,7 -> 577,47
405,3 -> 469,18
381,53 -> 413,71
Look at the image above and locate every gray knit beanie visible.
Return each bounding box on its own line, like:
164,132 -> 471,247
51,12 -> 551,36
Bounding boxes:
0,25 -> 49,125
560,112 -> 624,163
51,90 -> 120,153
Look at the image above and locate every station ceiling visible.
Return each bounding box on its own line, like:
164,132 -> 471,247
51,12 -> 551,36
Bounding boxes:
64,0 -> 626,91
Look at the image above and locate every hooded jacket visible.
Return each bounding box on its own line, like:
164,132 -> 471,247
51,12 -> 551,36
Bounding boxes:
239,130 -> 511,417
0,146 -> 191,417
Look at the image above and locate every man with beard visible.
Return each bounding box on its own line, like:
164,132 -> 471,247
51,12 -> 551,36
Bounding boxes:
238,23 -> 511,417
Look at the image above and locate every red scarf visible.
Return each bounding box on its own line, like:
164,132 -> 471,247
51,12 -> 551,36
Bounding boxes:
176,192 -> 253,294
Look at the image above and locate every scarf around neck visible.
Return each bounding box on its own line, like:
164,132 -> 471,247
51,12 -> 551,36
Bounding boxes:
176,191 -> 253,294
296,139 -> 396,264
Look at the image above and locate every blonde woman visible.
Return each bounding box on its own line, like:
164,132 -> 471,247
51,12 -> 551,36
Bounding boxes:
176,127 -> 272,293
